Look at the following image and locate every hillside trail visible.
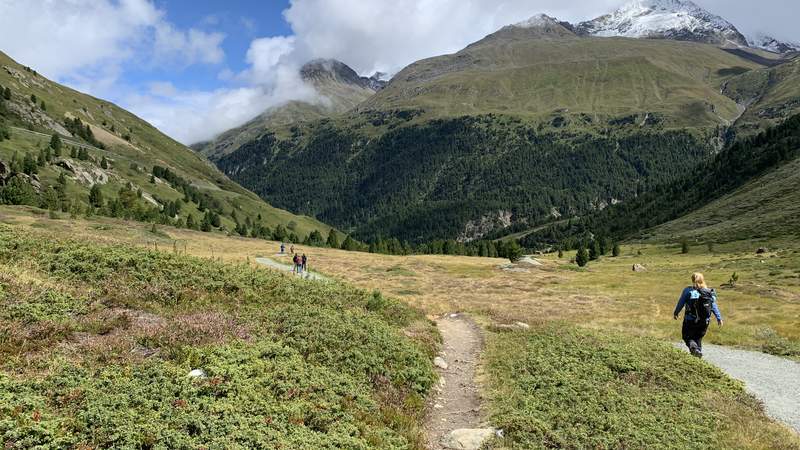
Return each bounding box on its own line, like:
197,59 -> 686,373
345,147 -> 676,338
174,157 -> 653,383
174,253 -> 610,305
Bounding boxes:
426,313 -> 491,450
675,343 -> 800,434
254,256 -> 327,281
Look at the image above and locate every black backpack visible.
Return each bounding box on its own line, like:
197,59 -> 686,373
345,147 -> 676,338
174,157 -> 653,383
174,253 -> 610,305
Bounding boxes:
689,288 -> 715,323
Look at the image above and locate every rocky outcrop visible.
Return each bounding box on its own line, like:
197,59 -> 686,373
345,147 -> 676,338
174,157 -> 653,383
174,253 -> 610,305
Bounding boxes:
458,210 -> 513,242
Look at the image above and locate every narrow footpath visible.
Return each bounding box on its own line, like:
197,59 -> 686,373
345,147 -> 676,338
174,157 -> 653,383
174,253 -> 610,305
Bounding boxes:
426,314 -> 495,450
254,256 -> 327,281
698,344 -> 800,434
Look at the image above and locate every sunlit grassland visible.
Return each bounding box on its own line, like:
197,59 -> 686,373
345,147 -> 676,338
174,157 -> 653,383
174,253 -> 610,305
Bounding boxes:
3,206 -> 799,448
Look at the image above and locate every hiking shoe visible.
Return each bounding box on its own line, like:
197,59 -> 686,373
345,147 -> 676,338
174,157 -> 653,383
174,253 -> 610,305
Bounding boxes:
689,343 -> 702,358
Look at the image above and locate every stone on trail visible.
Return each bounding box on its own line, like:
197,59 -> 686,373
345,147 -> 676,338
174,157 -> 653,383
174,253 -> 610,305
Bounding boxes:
434,356 -> 449,370
441,428 -> 498,450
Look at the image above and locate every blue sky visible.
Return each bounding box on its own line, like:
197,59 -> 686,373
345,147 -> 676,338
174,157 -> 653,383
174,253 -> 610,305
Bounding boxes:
1,0 -> 798,144
145,0 -> 292,90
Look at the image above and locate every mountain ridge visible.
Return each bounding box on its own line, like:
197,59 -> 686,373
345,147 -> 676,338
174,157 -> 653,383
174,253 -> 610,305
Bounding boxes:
193,58 -> 381,160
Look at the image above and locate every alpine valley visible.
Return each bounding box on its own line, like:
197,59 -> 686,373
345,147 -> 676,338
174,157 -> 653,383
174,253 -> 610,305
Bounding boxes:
200,0 -> 800,245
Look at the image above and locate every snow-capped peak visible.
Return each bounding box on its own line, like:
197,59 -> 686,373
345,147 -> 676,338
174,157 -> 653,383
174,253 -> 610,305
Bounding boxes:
514,14 -> 560,29
577,0 -> 748,46
748,33 -> 800,54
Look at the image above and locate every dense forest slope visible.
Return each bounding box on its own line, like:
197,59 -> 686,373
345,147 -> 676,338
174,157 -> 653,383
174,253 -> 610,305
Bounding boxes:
519,113 -> 800,248
215,20 -> 793,243
0,51 -> 332,239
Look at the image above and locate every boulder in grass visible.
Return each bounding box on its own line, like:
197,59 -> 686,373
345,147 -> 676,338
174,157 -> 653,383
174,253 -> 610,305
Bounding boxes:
632,264 -> 647,272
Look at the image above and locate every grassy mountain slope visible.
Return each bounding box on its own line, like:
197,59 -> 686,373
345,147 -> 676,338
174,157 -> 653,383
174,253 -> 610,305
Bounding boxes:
0,50 -> 332,238
0,224 -> 436,448
361,25 -> 761,129
647,156 -> 800,243
217,28 -> 775,243
193,59 -> 379,160
724,57 -> 800,135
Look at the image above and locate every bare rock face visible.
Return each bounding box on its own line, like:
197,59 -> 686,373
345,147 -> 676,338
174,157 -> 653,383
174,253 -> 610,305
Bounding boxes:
15,173 -> 42,193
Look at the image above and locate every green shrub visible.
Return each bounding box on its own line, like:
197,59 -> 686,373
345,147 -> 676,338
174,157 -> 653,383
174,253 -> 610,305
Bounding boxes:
486,324 -> 756,449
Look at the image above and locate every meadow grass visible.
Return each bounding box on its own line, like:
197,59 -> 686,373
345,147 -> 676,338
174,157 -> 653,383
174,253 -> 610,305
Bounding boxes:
0,222 -> 437,449
2,206 -> 799,447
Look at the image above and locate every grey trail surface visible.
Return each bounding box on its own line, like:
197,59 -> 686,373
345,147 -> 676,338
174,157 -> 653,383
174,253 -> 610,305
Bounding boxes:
682,343 -> 800,434
254,256 -> 327,281
426,314 -> 489,449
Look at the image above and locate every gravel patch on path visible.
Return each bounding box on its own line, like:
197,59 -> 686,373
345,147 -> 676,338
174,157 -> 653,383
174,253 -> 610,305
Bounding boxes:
676,343 -> 800,434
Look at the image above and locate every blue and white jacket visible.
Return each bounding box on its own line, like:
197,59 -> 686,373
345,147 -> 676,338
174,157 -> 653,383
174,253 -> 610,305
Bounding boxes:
674,287 -> 723,324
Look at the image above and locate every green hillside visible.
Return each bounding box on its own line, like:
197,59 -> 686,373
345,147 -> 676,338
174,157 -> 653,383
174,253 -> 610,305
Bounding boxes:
0,51 -> 332,240
215,25 -> 782,244
363,25 -> 761,129
724,57 -> 800,135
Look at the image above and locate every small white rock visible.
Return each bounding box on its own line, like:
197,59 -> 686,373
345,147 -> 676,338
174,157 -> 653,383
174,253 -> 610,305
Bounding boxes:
515,322 -> 530,329
434,357 -> 449,370
187,369 -> 206,379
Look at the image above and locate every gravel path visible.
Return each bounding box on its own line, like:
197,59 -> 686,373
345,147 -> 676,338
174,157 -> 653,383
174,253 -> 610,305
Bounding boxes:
426,314 -> 488,449
254,256 -> 327,281
676,343 -> 800,434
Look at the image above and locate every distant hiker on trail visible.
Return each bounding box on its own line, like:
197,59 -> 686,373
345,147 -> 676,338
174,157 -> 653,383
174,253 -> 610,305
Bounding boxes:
280,243 -> 285,254
674,273 -> 723,358
290,244 -> 295,255
301,253 -> 308,273
293,253 -> 301,274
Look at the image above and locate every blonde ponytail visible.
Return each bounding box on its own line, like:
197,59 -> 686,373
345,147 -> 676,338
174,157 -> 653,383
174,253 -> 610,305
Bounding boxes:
692,273 -> 707,289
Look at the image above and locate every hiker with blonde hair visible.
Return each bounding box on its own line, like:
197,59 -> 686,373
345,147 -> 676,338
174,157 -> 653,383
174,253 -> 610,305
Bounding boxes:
673,273 -> 723,358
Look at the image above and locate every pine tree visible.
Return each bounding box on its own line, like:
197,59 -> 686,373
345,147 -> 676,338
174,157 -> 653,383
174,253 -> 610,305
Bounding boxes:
589,240 -> 600,261
506,240 -> 523,263
100,156 -> 108,169
576,246 -> 589,267
341,235 -> 359,251
10,151 -> 21,173
681,239 -> 690,254
88,184 -> 103,207
273,224 -> 288,241
22,153 -> 37,174
186,214 -> 197,230
558,248 -> 564,259
612,244 -> 621,257
57,172 -> 67,186
40,101 -> 46,111
70,147 -> 78,158
2,87 -> 10,100
326,229 -> 339,248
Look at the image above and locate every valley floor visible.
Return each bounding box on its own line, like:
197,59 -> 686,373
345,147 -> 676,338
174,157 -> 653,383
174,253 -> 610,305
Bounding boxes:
2,206 -> 799,449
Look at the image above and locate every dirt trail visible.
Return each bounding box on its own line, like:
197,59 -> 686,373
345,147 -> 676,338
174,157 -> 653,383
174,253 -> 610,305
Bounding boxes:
426,314 -> 487,449
254,256 -> 327,281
